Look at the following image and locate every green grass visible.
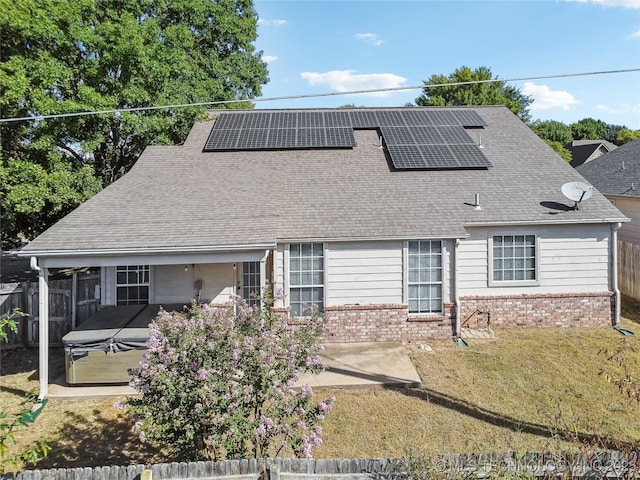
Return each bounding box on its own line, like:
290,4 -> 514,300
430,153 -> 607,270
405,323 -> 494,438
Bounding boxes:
1,308 -> 639,469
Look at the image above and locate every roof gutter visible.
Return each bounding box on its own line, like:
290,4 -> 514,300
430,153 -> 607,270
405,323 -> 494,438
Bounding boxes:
17,243 -> 277,258
464,217 -> 629,227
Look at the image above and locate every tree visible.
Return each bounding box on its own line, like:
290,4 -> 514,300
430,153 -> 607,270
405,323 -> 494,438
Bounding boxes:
530,120 -> 573,145
415,66 -> 532,123
1,0 -> 268,244
0,158 -> 102,248
570,118 -> 608,141
543,140 -> 572,162
121,294 -> 335,461
616,128 -> 640,145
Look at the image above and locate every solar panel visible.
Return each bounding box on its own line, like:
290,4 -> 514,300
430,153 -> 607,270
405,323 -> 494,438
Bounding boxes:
427,110 -> 459,126
212,113 -> 245,130
447,145 -> 492,167
235,128 -> 269,149
204,128 -> 241,150
324,128 -> 357,147
324,111 -> 351,128
204,109 -> 491,170
436,126 -> 476,145
451,110 -> 487,127
402,110 -> 435,126
298,111 -> 324,128
348,110 -> 379,128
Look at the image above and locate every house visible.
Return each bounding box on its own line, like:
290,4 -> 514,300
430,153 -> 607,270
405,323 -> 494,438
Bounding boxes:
567,139 -> 617,168
19,106 -> 628,396
576,138 -> 640,299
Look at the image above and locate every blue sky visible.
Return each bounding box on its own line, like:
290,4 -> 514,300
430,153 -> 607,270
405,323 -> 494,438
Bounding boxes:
253,0 -> 640,129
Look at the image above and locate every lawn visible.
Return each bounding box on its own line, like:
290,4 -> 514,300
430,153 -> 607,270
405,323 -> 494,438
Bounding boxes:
1,298 -> 640,471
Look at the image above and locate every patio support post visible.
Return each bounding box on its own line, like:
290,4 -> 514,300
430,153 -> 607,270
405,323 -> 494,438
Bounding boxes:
260,251 -> 268,298
33,258 -> 50,399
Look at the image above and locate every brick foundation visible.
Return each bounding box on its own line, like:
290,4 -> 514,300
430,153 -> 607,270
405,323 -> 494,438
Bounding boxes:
320,304 -> 455,342
459,292 -> 615,329
273,291 -> 616,343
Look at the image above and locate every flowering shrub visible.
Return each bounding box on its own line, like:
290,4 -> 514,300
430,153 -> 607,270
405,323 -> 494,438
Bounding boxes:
122,293 -> 334,461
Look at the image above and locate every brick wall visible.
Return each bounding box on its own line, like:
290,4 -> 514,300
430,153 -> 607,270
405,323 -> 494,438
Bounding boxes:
459,292 -> 615,329
321,304 -> 455,342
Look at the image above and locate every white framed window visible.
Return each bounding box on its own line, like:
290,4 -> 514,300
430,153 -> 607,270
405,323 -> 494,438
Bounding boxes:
289,243 -> 324,316
489,234 -> 538,286
242,261 -> 261,307
116,265 -> 150,305
407,240 -> 443,314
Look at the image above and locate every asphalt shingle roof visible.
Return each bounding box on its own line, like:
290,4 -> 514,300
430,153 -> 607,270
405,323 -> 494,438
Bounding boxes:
576,138 -> 640,198
23,106 -> 627,256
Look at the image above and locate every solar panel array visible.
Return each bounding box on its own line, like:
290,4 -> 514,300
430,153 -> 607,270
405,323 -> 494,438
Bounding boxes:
204,109 -> 491,170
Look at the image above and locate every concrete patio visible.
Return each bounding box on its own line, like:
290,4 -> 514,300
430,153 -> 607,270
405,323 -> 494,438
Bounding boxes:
47,342 -> 422,398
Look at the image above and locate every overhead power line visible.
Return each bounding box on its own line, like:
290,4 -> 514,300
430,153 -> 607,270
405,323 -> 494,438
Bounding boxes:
0,67 -> 639,124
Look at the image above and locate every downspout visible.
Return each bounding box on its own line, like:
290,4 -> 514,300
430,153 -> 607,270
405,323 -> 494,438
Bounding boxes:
612,222 -> 622,327
31,257 -> 49,401
454,239 -> 461,337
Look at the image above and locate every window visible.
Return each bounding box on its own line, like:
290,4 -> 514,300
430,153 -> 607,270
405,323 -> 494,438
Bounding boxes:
408,240 -> 442,314
242,261 -> 261,307
491,235 -> 537,283
289,243 -> 324,316
116,265 -> 150,305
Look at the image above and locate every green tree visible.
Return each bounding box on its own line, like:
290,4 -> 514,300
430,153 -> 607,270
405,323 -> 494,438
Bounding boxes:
415,66 -> 532,123
570,118 -> 608,141
530,119 -> 573,145
0,158 -> 101,248
616,128 -> 640,145
543,140 -> 572,162
1,0 -> 268,244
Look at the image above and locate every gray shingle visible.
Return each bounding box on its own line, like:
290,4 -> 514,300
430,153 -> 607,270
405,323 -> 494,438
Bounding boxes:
576,138 -> 640,198
23,107 -> 627,255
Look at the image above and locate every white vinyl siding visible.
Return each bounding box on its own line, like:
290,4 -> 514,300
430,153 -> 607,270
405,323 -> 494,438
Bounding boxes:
458,225 -> 610,296
608,197 -> 640,245
325,241 -> 403,306
154,264 -> 234,304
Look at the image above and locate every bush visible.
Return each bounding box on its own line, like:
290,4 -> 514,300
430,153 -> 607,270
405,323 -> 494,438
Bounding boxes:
121,293 -> 334,461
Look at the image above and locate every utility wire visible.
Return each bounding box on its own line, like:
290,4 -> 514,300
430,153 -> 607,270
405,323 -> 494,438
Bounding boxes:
0,67 -> 638,124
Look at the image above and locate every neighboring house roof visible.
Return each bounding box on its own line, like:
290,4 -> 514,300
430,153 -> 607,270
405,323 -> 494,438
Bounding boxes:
567,139 -> 617,168
576,138 -> 640,199
22,106 -> 626,257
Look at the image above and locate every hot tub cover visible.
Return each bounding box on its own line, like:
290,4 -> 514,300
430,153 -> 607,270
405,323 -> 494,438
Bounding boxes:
62,304 -> 185,353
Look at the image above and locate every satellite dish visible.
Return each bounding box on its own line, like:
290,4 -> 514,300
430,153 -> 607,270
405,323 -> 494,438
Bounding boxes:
561,181 -> 593,210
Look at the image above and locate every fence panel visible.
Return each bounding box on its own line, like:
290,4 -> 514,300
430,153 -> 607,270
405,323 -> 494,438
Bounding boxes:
0,283 -> 28,346
618,240 -> 640,301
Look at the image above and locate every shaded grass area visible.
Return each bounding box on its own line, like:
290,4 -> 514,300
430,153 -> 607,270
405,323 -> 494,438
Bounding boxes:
1,317 -> 639,470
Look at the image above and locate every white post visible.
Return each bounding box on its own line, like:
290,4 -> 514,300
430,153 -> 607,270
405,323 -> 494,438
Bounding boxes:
38,264 -> 49,400
260,251 -> 268,298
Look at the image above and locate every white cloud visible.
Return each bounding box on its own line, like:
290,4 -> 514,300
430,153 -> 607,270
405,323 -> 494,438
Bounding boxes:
521,82 -> 581,111
562,0 -> 640,8
300,70 -> 407,97
629,30 -> 640,38
257,19 -> 287,26
263,55 -> 279,63
355,33 -> 383,46
596,104 -> 623,114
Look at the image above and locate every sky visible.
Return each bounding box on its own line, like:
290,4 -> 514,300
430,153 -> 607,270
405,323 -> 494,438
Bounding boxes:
252,0 -> 640,129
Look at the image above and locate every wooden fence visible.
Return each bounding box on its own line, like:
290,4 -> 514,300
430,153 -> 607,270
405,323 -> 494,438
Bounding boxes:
618,240 -> 640,301
3,452 -> 638,480
0,272 -> 101,348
